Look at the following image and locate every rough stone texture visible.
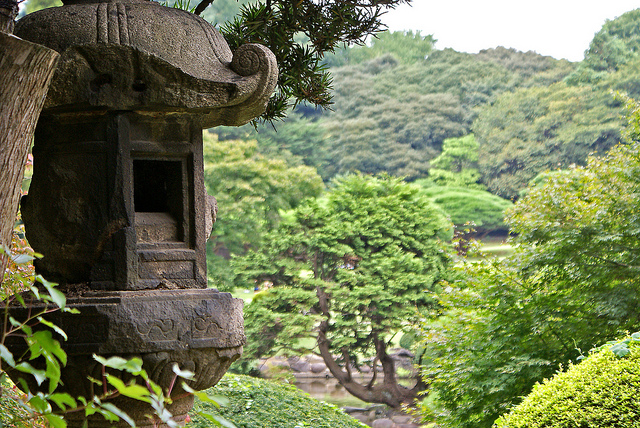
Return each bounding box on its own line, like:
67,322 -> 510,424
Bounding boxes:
371,419 -> 394,428
5,289 -> 245,426
15,0 -> 278,128
288,356 -> 311,373
17,0 -> 277,292
21,111 -> 210,290
310,362 -> 329,373
392,415 -> 413,424
6,289 -> 244,382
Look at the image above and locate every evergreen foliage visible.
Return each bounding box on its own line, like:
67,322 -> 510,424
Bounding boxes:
323,30 -> 435,67
494,335 -> 640,428
191,374 -> 368,428
474,81 -> 623,199
565,8 -> 640,84
219,39 -> 560,182
234,174 -> 452,406
427,134 -> 483,189
218,0 -> 409,122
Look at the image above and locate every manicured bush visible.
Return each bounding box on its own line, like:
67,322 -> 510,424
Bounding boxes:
494,335 -> 640,428
190,374 -> 368,428
418,185 -> 512,235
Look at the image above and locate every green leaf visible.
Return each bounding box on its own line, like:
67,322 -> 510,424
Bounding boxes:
44,413 -> 67,428
37,275 -> 65,309
48,393 -> 77,411
183,383 -> 229,407
87,376 -> 102,386
99,402 -> 136,427
94,355 -> 144,374
32,330 -> 67,365
0,344 -> 16,367
610,343 -> 630,358
196,411 -> 237,428
9,316 -> 23,328
15,362 -> 47,386
37,317 -> 68,341
28,394 -> 51,413
12,254 -> 35,264
105,375 -> 152,404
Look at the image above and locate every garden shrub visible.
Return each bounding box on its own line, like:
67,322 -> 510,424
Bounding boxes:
191,374 -> 368,428
418,186 -> 512,235
494,334 -> 640,428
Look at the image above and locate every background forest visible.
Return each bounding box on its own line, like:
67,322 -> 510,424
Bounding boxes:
14,1 -> 640,427
201,5 -> 640,427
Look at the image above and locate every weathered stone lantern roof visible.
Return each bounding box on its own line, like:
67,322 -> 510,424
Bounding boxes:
16,0 -> 277,127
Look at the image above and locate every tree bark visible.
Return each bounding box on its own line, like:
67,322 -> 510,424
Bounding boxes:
315,285 -> 425,408
317,327 -> 423,408
0,25 -> 59,281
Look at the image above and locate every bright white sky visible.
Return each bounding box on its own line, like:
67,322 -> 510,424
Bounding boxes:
383,1 -> 640,62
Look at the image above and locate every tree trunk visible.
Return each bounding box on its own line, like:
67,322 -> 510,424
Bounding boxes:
315,280 -> 425,408
317,328 -> 424,408
0,17 -> 59,281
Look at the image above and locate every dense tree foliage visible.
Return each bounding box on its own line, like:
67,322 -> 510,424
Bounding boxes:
324,29 -> 436,67
234,174 -> 452,407
475,47 -> 570,81
218,37 -> 574,182
216,0 -> 410,122
565,8 -> 640,85
474,82 -> 623,199
419,99 -> 640,427
426,134 -> 483,188
203,132 -> 323,290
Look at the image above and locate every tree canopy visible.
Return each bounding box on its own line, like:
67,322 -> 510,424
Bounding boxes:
474,81 -> 623,199
234,174 -> 452,407
419,98 -> 640,428
217,38 -> 574,182
216,0 -> 410,122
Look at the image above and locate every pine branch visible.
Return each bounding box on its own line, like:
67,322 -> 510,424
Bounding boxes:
193,0 -> 213,16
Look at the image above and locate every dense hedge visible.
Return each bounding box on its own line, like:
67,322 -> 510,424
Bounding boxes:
190,375 -> 368,428
494,336 -> 640,428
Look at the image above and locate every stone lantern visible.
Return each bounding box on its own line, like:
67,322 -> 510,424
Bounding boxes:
8,0 -> 278,426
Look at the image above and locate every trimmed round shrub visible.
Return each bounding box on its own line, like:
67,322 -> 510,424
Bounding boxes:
419,186 -> 512,234
190,374 -> 368,428
494,335 -> 640,428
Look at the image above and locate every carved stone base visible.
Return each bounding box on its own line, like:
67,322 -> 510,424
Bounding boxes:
5,289 -> 245,427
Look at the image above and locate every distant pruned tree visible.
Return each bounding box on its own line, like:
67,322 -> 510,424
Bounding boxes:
234,174 -> 453,408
